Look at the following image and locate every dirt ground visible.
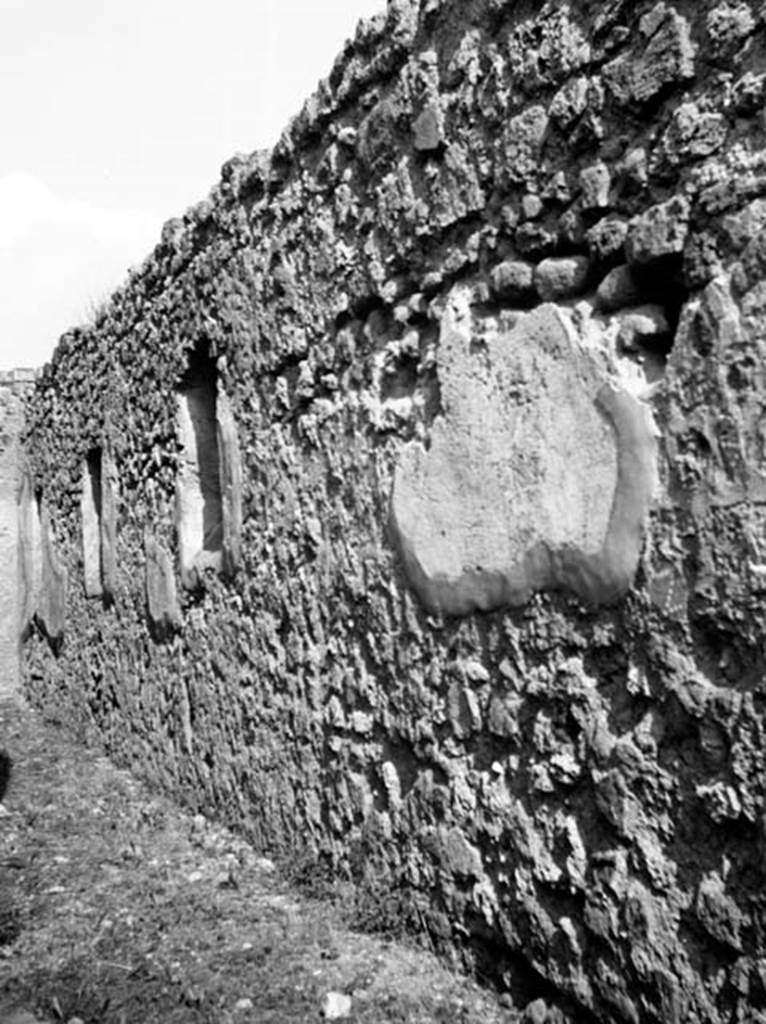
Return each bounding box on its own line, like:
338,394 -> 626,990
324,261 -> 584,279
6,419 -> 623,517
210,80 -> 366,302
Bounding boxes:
0,697 -> 522,1024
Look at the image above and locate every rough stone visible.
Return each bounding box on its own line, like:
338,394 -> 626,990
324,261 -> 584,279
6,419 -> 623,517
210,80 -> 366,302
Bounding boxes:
521,192 -> 544,221
522,997 -> 549,1024
596,265 -> 643,312
413,104 -> 444,153
534,256 -> 591,301
321,992 -> 352,1020
490,260 -> 535,303
604,3 -> 696,106
549,76 -> 595,129
654,102 -> 728,168
615,305 -> 671,353
586,217 -> 629,267
496,105 -> 548,186
731,69 -> 766,113
437,825 -> 483,879
707,2 -> 757,61
579,161 -> 611,210
696,873 -> 745,951
515,222 -> 558,260
617,147 -> 648,191
558,208 -> 586,250
625,196 -> 690,266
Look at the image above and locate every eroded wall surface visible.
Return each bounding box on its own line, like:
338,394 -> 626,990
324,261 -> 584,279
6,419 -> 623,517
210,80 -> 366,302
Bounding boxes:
19,1 -> 766,1020
0,370 -> 37,696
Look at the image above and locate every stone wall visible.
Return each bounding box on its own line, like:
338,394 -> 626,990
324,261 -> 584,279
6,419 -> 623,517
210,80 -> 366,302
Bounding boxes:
17,1 -> 766,1020
0,369 -> 37,697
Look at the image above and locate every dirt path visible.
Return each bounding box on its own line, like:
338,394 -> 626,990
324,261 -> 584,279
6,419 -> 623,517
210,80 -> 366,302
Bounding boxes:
0,697 -> 520,1024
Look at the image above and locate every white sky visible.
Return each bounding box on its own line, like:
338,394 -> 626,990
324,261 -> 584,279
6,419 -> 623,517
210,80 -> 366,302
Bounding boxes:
0,0 -> 385,370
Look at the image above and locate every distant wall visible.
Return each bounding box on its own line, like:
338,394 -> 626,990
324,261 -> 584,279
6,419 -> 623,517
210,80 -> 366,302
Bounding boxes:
18,1 -> 766,1021
0,369 -> 37,696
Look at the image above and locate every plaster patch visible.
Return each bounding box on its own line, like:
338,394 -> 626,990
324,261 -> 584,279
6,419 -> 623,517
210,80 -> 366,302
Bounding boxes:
100,447 -> 118,600
217,387 -> 243,578
145,534 -> 181,640
390,289 -> 658,614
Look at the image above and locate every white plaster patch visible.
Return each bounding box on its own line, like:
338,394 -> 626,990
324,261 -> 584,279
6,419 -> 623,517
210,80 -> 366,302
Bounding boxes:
391,287 -> 658,614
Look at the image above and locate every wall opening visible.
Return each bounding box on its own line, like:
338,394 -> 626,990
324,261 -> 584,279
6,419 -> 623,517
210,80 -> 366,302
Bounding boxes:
35,495 -> 68,655
176,346 -> 224,586
18,474 -> 42,643
81,448 -> 103,598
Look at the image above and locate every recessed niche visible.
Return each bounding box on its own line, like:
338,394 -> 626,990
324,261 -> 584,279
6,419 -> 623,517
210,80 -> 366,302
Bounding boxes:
81,448 -> 103,597
80,446 -> 117,603
21,490 -> 68,655
18,470 -> 42,639
176,346 -> 241,588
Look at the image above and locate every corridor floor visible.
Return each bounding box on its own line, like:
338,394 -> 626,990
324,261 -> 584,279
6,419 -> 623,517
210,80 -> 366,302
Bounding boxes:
0,697 -> 518,1024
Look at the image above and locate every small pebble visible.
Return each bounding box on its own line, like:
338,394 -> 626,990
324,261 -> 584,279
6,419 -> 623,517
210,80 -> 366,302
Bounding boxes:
322,991 -> 352,1019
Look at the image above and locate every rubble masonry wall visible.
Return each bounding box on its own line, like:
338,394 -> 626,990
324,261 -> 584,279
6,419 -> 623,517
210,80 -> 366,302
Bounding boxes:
17,2 -> 766,1020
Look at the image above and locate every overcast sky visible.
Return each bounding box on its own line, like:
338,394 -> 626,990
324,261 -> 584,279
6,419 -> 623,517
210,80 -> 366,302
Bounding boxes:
0,0 -> 384,370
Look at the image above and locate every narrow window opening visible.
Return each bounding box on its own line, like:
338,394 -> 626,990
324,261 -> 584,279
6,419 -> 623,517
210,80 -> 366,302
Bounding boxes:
32,486 -> 43,605
19,476 -> 43,641
81,447 -> 103,598
176,347 -> 223,586
34,496 -> 68,655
